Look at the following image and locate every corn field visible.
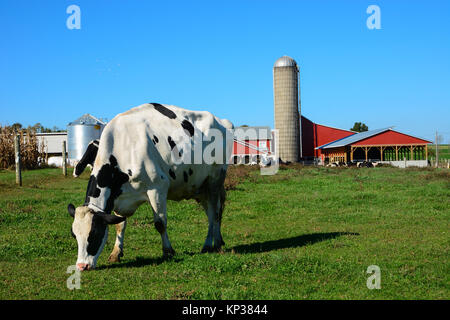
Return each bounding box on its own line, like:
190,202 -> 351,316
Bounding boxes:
0,126 -> 46,169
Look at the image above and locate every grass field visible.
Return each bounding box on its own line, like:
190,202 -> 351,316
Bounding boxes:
0,165 -> 449,299
429,144 -> 450,160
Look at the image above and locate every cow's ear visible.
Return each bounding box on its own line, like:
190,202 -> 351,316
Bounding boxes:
97,213 -> 126,225
68,204 -> 76,218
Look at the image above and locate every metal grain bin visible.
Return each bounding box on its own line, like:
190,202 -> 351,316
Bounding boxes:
273,55 -> 302,162
67,114 -> 105,161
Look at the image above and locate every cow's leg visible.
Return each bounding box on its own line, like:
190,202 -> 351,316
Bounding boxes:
147,189 -> 175,257
201,198 -> 214,253
108,219 -> 127,263
213,186 -> 226,251
201,185 -> 226,253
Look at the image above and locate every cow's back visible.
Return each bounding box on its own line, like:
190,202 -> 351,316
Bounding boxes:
90,103 -> 233,211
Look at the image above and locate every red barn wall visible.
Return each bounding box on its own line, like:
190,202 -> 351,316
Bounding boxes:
233,140 -> 271,155
301,116 -> 315,158
301,116 -> 355,159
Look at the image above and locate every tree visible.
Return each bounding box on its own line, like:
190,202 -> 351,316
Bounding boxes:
32,123 -> 44,133
11,123 -> 23,132
350,122 -> 368,132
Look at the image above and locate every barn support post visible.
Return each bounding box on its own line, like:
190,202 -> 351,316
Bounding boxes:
62,141 -> 67,176
380,146 -> 384,161
14,134 -> 22,186
363,146 -> 372,162
425,144 -> 428,162
395,146 -> 398,161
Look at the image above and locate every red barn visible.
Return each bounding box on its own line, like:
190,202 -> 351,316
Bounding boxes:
316,127 -> 432,165
301,116 -> 355,160
232,126 -> 273,164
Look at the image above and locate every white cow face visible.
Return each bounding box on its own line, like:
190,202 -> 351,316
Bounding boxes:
68,204 -> 125,271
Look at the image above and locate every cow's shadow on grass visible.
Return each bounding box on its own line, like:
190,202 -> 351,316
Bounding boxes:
230,232 -> 359,254
97,232 -> 358,269
96,255 -> 184,270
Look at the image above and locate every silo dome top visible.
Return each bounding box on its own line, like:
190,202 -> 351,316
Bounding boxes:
68,114 -> 105,126
274,56 -> 297,68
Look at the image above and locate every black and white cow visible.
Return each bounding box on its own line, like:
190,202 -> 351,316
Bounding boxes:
68,103 -> 234,271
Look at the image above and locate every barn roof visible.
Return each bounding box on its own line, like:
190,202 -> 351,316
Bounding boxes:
316,127 -> 393,149
316,127 -> 432,149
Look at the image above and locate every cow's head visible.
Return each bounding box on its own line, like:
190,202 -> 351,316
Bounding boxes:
68,203 -> 125,271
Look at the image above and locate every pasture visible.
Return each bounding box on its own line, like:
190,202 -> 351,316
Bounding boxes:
0,165 -> 448,299
429,144 -> 450,160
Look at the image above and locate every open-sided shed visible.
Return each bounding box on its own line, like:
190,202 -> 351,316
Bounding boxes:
316,127 -> 432,164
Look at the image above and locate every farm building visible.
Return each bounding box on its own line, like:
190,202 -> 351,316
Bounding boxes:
230,118 -> 359,165
316,127 -> 432,167
301,116 -> 356,161
67,114 -> 105,161
232,126 -> 273,165
227,55 -> 433,167
36,132 -> 67,156
35,132 -> 69,167
34,113 -> 105,167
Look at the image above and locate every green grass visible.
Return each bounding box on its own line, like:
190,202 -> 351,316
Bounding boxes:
0,166 -> 449,299
429,144 -> 450,160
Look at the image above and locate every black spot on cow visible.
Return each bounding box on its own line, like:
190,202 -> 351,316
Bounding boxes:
183,171 -> 188,183
109,155 -> 118,167
92,155 -> 129,214
169,169 -> 176,180
86,214 -> 107,256
181,120 -> 194,137
152,103 -> 177,119
153,135 -> 159,143
75,140 -> 99,176
128,169 -> 132,176
85,175 -> 101,205
167,136 -> 176,150
188,168 -> 193,176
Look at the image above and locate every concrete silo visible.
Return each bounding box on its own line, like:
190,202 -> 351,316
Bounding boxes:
273,55 -> 302,162
67,114 -> 105,161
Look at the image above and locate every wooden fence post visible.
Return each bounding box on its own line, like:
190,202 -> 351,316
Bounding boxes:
62,141 -> 67,176
14,134 -> 22,186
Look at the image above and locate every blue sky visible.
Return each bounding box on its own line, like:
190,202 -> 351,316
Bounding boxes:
1,0 -> 449,142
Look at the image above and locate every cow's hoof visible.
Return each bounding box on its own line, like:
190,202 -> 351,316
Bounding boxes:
108,255 -> 120,263
201,246 -> 214,253
163,248 -> 175,258
108,251 -> 123,263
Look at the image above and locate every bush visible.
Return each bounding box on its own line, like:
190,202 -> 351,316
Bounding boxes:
224,165 -> 259,190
